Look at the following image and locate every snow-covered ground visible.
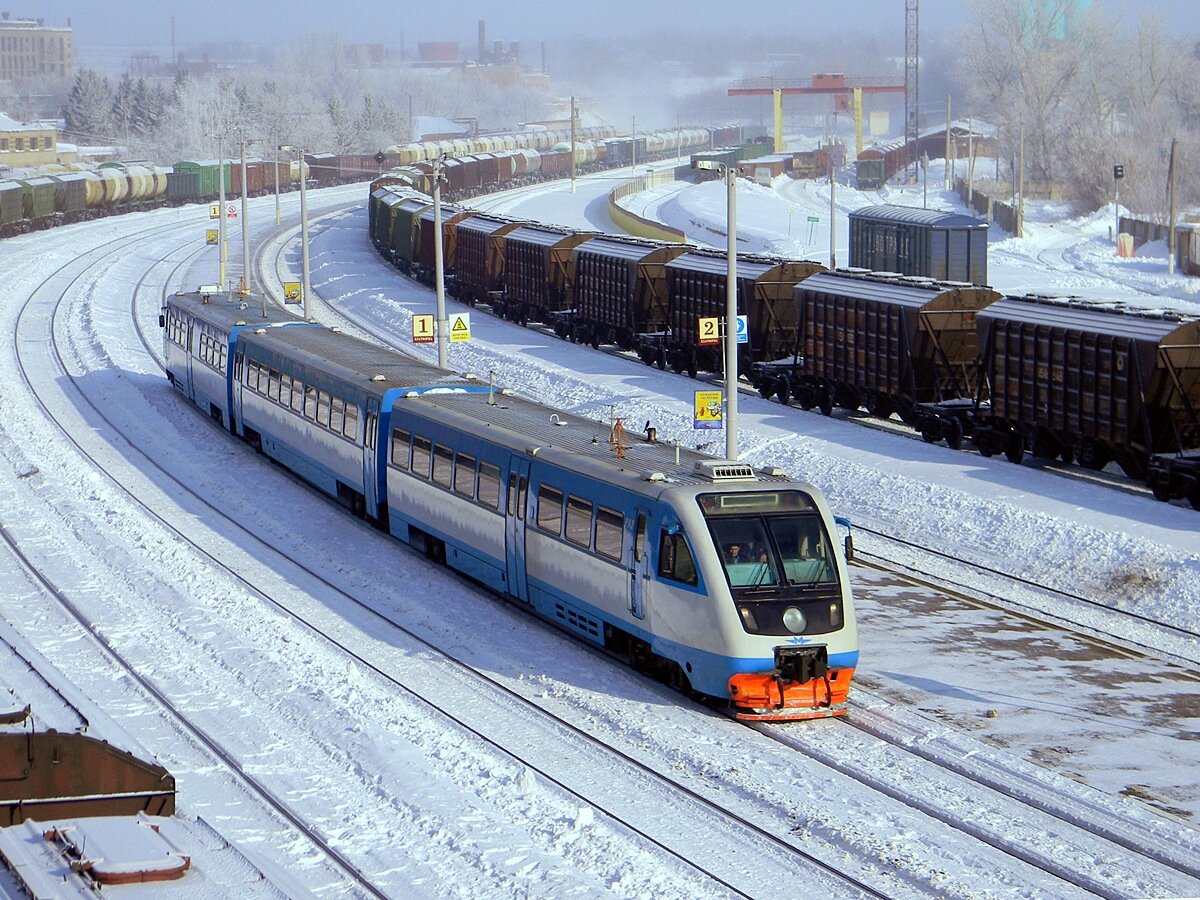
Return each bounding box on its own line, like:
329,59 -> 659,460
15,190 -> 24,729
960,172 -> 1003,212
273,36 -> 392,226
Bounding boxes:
0,158 -> 1197,896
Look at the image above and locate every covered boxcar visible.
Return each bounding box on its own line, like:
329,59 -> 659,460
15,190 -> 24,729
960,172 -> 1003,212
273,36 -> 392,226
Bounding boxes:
569,236 -> 689,351
647,251 -> 824,378
756,270 -> 1001,446
495,223 -> 593,325
453,213 -> 521,306
849,204 -> 989,285
974,296 -> 1200,502
413,205 -> 471,283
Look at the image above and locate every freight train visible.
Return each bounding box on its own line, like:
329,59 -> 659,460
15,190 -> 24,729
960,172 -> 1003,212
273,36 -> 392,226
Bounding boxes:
366,184 -> 1200,509
160,289 -> 859,721
0,124 -> 741,240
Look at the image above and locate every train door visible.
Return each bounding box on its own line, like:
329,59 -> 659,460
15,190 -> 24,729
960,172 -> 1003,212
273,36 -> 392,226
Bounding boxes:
361,398 -> 381,522
504,459 -> 531,603
628,508 -> 650,619
182,314 -> 197,402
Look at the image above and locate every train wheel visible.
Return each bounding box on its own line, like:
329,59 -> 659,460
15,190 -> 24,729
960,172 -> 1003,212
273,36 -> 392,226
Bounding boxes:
819,391 -> 833,417
866,393 -> 893,419
1151,480 -> 1173,502
757,378 -> 776,400
776,381 -> 791,406
655,351 -> 667,371
945,419 -> 964,451
1005,433 -> 1025,465
921,426 -> 938,444
1189,488 -> 1200,510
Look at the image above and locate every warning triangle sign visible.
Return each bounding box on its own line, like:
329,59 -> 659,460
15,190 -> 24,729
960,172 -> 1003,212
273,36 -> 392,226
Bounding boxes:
449,313 -> 471,342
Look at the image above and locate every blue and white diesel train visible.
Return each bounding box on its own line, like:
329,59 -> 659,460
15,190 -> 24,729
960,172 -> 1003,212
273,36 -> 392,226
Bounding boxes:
161,290 -> 859,720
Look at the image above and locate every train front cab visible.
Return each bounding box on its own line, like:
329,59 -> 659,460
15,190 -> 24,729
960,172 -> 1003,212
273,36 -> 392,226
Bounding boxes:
662,479 -> 858,720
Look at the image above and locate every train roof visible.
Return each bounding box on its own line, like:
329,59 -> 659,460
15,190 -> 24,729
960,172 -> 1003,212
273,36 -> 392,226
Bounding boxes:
167,291 -> 303,331
240,323 -> 475,398
667,251 -> 782,282
574,235 -> 681,263
398,388 -> 796,493
457,213 -> 519,235
505,222 -> 581,247
849,204 -> 988,229
797,269 -> 999,309
979,295 -> 1200,345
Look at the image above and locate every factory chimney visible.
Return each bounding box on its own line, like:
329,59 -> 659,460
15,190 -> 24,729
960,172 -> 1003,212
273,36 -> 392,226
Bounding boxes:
478,19 -> 486,63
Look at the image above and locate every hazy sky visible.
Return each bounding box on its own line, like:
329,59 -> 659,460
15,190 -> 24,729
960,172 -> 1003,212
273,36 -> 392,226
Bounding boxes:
22,1 -> 1196,58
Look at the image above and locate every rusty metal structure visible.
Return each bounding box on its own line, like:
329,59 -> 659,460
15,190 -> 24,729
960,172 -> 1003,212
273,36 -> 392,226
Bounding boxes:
1,715 -> 175,826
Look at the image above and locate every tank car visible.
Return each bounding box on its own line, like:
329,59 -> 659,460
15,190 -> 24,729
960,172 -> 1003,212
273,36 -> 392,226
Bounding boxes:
160,290 -> 859,721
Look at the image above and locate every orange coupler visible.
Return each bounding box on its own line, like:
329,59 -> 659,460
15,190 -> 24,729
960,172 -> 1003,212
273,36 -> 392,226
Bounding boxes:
728,645 -> 853,721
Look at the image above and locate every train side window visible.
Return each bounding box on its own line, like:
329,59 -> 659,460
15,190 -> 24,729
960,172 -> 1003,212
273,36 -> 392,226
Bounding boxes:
291,380 -> 304,413
478,461 -> 500,510
507,473 -> 517,515
245,360 -> 258,388
595,507 -> 623,560
411,436 -> 431,479
364,413 -> 376,450
536,485 -> 563,535
268,369 -> 281,401
565,495 -> 592,548
517,477 -> 527,520
634,512 -> 647,562
454,453 -> 475,498
658,531 -> 698,585
316,390 -> 331,428
391,429 -> 411,469
278,374 -> 292,408
344,403 -> 359,439
218,342 -> 227,374
330,396 -> 345,434
303,386 -> 318,419
432,445 -> 453,487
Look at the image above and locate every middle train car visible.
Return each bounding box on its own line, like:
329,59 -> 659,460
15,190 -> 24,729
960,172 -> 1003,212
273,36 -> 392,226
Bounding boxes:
161,290 -> 858,721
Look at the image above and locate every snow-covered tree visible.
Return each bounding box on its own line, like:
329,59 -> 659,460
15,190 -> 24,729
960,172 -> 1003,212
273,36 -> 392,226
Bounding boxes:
64,69 -> 114,144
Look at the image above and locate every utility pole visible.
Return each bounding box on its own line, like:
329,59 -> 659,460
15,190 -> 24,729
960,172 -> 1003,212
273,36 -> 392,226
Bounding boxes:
279,145 -> 311,319
1017,118 -> 1025,239
1168,138 -> 1178,275
944,95 -> 951,190
829,161 -> 837,269
723,164 -> 738,462
433,156 -> 449,368
239,135 -> 252,303
570,95 -> 577,194
216,133 -> 226,291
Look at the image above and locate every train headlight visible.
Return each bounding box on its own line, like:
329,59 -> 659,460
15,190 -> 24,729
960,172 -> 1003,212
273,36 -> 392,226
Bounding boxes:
782,606 -> 807,634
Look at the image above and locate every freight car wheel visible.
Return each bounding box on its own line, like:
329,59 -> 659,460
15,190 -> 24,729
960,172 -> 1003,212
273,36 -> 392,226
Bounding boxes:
1005,433 -> 1025,465
921,426 -> 937,444
776,381 -> 791,406
655,351 -> 666,370
945,419 -> 964,450
757,378 -> 776,400
819,391 -> 833,417
1190,488 -> 1200,510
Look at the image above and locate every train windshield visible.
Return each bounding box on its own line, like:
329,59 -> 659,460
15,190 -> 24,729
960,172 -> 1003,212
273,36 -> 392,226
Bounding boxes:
698,491 -> 836,591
